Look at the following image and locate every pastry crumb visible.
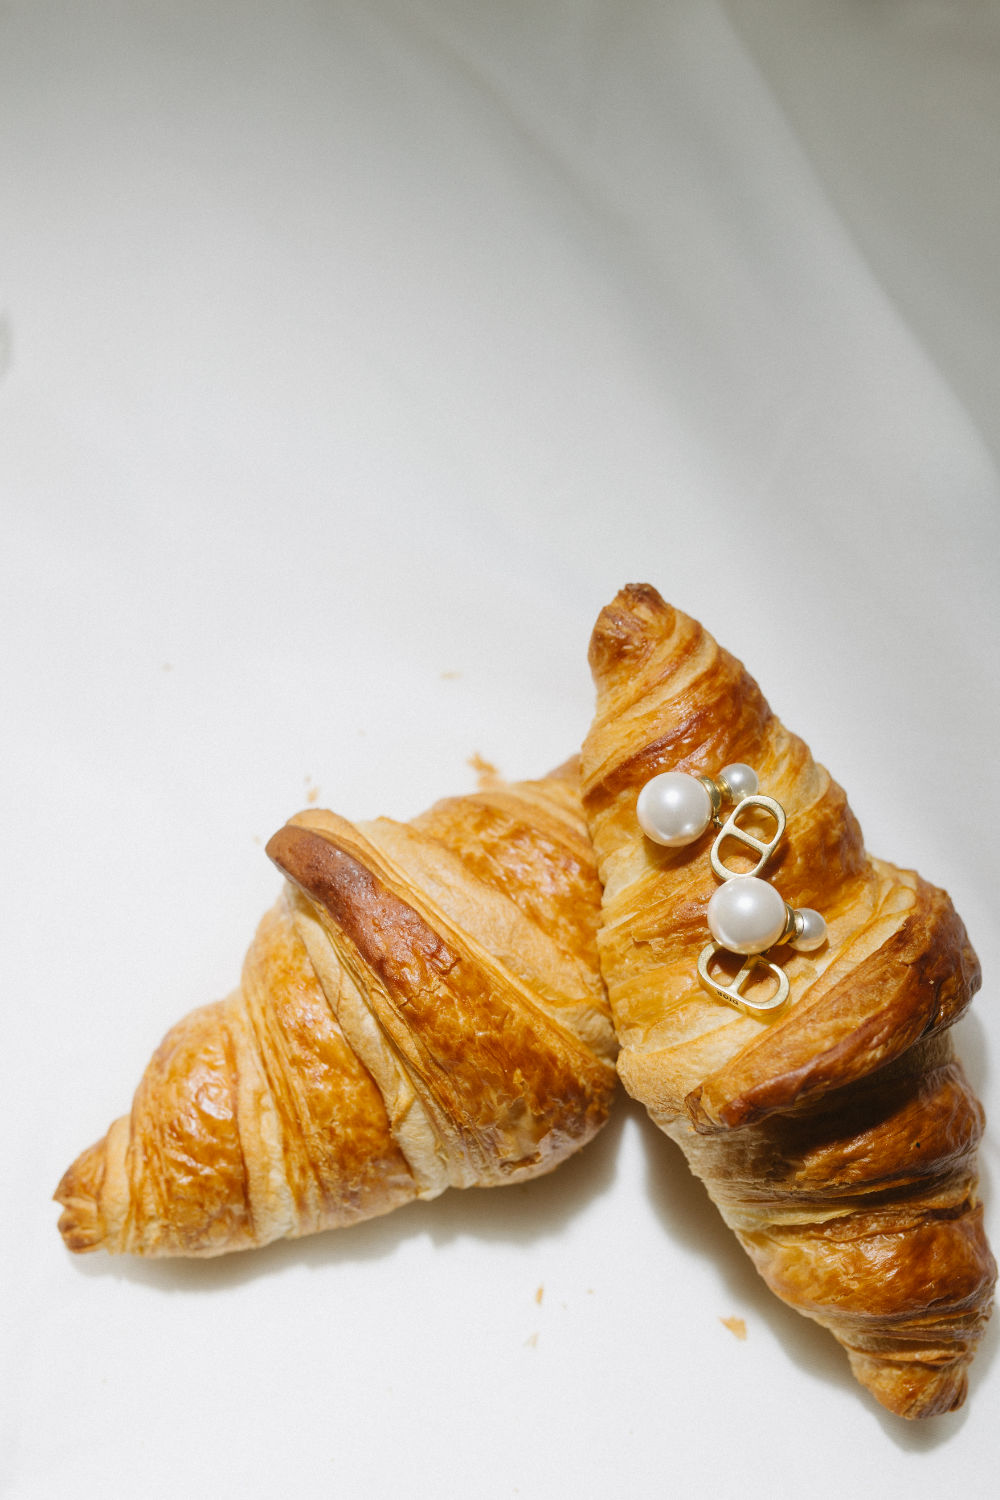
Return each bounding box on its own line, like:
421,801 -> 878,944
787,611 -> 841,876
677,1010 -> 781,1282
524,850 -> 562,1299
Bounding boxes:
720,1315 -> 747,1340
524,1332 -> 539,1349
440,669 -> 461,680
535,1285 -> 544,1305
304,776 -> 319,804
468,752 -> 503,789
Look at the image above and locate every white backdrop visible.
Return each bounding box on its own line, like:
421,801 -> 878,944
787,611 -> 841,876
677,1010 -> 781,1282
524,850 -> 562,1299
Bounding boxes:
3,3 -> 998,1497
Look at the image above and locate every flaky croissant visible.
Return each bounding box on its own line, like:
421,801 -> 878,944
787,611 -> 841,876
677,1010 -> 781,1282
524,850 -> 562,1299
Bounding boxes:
581,585 -> 995,1418
55,762 -> 617,1257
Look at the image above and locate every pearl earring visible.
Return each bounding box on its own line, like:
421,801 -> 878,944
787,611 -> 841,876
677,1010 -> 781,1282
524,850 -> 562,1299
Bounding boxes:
636,762 -> 761,847
697,874 -> 827,1014
705,877 -> 828,958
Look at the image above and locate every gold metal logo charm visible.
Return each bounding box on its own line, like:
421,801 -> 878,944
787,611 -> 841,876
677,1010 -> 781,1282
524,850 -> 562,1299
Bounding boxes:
709,794 -> 786,881
697,943 -> 790,1015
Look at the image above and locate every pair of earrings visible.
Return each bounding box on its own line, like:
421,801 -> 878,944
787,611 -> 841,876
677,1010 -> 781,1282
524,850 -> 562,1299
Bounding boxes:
636,764 -> 826,1014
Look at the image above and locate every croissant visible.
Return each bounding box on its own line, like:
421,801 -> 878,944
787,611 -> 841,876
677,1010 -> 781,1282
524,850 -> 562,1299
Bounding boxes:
580,584 -> 995,1418
55,762 -> 617,1257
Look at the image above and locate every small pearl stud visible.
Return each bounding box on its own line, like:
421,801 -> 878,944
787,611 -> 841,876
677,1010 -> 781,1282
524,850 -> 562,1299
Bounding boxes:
637,762 -> 759,849
790,906 -> 827,952
716,763 -> 759,803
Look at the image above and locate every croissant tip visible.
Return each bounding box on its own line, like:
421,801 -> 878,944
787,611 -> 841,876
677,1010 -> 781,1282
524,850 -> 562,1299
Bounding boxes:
610,581 -> 668,611
264,824 -> 292,867
265,823 -> 318,891
587,584 -> 676,677
54,1140 -> 108,1254
881,1371 -> 968,1421
845,1345 -> 978,1419
55,1201 -> 105,1254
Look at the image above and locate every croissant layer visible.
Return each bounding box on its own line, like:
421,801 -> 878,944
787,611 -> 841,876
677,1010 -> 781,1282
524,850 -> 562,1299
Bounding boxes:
581,585 -> 995,1417
56,763 -> 617,1257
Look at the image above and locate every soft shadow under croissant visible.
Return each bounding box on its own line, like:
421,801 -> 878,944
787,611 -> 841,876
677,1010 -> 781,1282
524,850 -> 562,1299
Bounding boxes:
55,762 -> 617,1257
581,584 -> 995,1419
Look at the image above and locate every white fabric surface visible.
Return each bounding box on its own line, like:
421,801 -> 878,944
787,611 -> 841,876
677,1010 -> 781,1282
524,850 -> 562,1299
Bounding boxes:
2,2 -> 998,1496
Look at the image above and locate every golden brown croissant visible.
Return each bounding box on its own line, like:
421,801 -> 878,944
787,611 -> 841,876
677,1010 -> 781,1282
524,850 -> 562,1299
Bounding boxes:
581,584 -> 995,1418
55,762 -> 617,1257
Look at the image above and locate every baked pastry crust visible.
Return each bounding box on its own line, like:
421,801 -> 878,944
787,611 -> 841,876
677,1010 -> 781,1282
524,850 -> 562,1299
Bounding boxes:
55,762 -> 617,1257
581,584 -> 995,1417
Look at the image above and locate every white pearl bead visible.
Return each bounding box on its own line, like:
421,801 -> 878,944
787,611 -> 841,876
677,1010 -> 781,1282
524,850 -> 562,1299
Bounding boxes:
707,876 -> 788,955
637,772 -> 713,847
792,907 -> 827,952
718,762 -> 759,803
